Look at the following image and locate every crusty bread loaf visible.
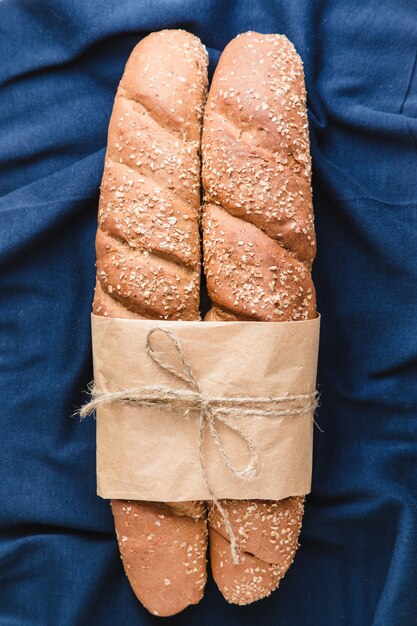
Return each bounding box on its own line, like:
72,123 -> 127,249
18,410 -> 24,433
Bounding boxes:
202,32 -> 316,605
93,30 -> 208,616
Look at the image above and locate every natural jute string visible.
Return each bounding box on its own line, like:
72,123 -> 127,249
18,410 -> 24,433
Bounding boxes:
80,327 -> 318,564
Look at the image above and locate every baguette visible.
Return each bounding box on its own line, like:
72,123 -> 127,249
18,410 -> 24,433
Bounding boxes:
202,32 -> 316,604
93,30 -> 208,616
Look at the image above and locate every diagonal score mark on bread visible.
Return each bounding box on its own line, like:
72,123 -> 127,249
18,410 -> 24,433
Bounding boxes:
92,30 -> 209,617
201,32 -> 317,605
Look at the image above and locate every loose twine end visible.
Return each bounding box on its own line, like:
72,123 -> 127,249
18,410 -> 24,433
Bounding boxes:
80,327 -> 319,565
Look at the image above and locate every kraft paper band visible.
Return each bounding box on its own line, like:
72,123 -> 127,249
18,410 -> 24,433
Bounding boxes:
90,314 -> 320,502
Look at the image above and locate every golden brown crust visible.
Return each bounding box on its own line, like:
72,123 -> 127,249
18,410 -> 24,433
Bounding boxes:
112,500 -> 207,617
202,32 -> 316,605
93,29 -> 209,616
95,228 -> 199,320
94,29 -> 208,322
203,203 -> 316,321
202,32 -> 315,269
209,497 -> 304,604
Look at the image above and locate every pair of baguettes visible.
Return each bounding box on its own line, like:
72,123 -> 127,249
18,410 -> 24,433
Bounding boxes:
93,29 -> 316,616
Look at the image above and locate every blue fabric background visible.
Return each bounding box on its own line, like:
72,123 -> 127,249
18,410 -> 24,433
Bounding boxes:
1,1 -> 416,624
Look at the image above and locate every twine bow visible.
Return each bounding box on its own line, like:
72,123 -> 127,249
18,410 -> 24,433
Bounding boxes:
80,327 -> 319,564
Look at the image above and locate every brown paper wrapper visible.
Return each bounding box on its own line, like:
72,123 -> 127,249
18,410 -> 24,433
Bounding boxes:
92,314 -> 320,502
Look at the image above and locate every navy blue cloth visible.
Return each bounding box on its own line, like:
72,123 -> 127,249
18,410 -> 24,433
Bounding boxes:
1,1 -> 416,624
